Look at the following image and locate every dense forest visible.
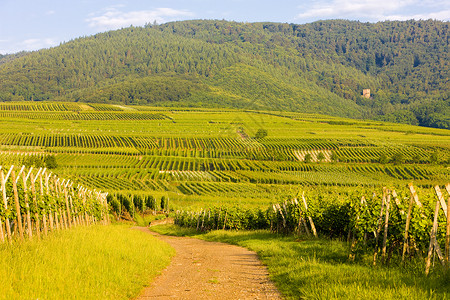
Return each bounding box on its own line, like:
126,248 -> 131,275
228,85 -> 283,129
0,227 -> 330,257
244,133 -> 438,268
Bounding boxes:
0,19 -> 448,128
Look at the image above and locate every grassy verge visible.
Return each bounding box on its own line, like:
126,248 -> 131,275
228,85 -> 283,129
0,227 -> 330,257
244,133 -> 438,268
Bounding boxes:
151,225 -> 450,300
0,225 -> 174,300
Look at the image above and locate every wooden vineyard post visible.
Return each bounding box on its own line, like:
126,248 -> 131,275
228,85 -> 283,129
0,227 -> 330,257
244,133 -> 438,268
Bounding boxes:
11,169 -> 24,240
373,190 -> 386,265
45,173 -> 54,231
51,175 -> 60,231
408,183 -> 425,218
425,198 -> 445,275
63,184 -> 72,229
434,185 -> 448,268
301,192 -> 317,237
381,192 -> 391,263
446,183 -> 450,267
402,191 -> 415,262
391,190 -> 405,215
55,177 -> 67,229
434,186 -> 448,218
39,171 -> 48,236
84,189 -> 89,226
0,219 -> 4,243
22,169 -> 33,239
30,170 -> 41,239
349,197 -> 366,261
1,169 -> 13,242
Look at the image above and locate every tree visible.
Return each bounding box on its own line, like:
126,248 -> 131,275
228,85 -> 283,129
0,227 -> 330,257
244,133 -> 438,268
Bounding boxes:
429,151 -> 439,164
411,154 -> 421,164
44,155 -> 58,169
391,152 -> 404,165
254,128 -> 268,139
317,152 -> 325,162
304,153 -> 312,163
378,153 -> 389,164
330,151 -> 338,162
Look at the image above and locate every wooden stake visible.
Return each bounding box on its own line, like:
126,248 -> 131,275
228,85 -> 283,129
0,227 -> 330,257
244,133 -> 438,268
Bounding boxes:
22,173 -> 32,239
301,217 -> 311,236
30,175 -> 40,239
1,170 -> 12,243
408,183 -> 423,208
39,173 -> 48,236
63,185 -> 72,228
48,213 -> 54,231
0,219 -> 4,243
434,186 -> 448,218
445,183 -> 450,268
54,211 -> 60,230
402,193 -> 415,262
373,190 -> 386,265
391,190 -> 405,215
375,190 -> 386,243
11,170 -> 24,240
426,199 -> 441,275
302,192 -> 317,237
381,192 -> 391,263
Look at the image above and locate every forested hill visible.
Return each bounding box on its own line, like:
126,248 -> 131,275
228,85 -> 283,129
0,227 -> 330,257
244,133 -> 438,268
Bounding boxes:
0,19 -> 448,128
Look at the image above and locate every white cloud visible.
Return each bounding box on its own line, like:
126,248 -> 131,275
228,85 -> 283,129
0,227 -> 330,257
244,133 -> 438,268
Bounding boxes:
384,10 -> 450,21
86,7 -> 194,31
296,0 -> 449,22
20,38 -> 57,51
297,0 -> 414,19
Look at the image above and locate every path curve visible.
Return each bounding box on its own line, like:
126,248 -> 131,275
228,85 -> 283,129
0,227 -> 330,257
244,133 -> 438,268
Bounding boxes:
134,227 -> 281,300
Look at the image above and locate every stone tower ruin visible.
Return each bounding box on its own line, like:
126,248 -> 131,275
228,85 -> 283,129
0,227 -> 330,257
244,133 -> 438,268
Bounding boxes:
363,89 -> 371,99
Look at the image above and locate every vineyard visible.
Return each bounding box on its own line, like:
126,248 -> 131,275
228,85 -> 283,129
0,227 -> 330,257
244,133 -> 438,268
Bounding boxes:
172,183 -> 450,272
0,101 -> 448,294
0,164 -> 108,243
0,102 -> 447,210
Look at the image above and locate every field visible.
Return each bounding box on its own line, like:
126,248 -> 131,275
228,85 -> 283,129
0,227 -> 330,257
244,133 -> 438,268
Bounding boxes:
0,101 -> 448,298
0,225 -> 174,299
0,102 -> 448,211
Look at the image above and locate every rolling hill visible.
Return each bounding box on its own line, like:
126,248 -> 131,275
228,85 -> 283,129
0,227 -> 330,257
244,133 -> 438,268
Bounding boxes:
0,19 -> 448,128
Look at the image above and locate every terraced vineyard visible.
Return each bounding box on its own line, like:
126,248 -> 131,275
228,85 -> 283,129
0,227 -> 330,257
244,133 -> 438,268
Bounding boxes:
0,102 -> 448,209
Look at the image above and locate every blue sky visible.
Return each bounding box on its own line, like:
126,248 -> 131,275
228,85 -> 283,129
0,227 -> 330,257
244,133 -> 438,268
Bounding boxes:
1,0 -> 449,54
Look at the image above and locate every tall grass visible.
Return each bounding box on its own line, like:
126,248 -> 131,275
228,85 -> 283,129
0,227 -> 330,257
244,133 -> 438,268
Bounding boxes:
151,225 -> 450,300
0,225 -> 174,300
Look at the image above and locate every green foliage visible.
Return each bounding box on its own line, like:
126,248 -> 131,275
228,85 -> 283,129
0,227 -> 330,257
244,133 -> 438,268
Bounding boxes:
429,151 -> 439,164
44,155 -> 58,169
304,153 -> 312,163
0,20 -> 448,127
317,152 -> 325,162
160,196 -> 166,210
378,153 -> 389,164
254,128 -> 268,139
391,152 -> 405,165
145,195 -> 156,210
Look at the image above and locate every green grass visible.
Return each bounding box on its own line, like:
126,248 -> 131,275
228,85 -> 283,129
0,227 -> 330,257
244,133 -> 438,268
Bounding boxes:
151,224 -> 450,300
0,225 -> 174,300
134,213 -> 167,227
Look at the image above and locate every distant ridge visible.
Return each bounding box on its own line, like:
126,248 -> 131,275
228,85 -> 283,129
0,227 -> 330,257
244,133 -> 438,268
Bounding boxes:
0,19 -> 448,128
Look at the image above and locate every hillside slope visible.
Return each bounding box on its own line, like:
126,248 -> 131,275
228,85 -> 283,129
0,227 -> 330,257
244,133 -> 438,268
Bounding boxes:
0,19 -> 448,127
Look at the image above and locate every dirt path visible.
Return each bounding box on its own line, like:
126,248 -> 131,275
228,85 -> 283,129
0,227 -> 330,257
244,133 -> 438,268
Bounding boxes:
134,227 -> 281,300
